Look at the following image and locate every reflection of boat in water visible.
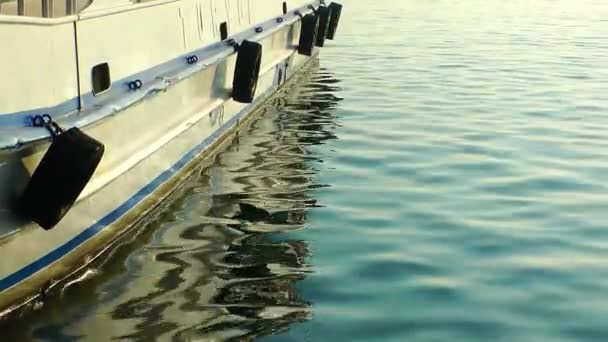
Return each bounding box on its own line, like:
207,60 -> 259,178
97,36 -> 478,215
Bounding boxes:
0,0 -> 343,314
1,64 -> 343,340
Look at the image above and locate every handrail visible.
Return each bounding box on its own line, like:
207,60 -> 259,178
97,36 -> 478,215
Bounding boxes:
7,0 -> 83,18
1,0 -> 168,21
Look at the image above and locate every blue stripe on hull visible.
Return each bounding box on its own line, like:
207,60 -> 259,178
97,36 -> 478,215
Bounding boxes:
0,88 -> 268,292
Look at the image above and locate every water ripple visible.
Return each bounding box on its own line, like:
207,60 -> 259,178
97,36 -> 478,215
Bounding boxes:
6,0 -> 608,341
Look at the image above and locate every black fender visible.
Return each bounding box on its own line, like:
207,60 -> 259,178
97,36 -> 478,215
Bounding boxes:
298,14 -> 319,56
315,6 -> 332,47
20,127 -> 105,230
327,3 -> 343,40
232,40 -> 263,103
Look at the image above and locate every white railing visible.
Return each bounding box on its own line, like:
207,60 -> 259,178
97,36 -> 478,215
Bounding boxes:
4,0 -> 78,17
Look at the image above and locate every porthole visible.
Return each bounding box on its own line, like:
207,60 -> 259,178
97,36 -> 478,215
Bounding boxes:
92,63 -> 111,96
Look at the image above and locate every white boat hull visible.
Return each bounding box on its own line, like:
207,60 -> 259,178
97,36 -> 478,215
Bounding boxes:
0,0 -> 328,313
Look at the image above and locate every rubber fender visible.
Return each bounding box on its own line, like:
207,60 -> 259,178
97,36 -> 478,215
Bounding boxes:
298,14 -> 319,56
233,40 -> 263,103
326,3 -> 342,40
19,128 -> 105,230
315,6 -> 332,47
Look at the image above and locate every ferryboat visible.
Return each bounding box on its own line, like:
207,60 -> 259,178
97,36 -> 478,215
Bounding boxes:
0,0 -> 342,315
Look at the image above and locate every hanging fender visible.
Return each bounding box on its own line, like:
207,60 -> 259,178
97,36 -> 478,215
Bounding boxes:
315,5 -> 332,47
298,13 -> 319,56
19,115 -> 105,230
232,40 -> 263,103
326,2 -> 343,40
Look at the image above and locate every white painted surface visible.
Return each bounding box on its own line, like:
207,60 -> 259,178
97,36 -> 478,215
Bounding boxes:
81,0 -> 132,12
76,2 -> 187,102
0,22 -> 78,115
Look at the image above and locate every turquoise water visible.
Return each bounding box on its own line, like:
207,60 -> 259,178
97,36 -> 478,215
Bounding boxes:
5,0 -> 608,340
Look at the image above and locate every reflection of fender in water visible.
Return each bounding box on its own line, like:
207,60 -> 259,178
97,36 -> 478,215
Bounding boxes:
231,203 -> 311,225
232,203 -> 272,222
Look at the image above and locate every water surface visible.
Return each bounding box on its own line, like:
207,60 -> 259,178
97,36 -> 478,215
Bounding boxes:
5,0 -> 608,341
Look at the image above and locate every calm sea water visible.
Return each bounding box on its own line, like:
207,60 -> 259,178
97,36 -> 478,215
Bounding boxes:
5,0 -> 608,340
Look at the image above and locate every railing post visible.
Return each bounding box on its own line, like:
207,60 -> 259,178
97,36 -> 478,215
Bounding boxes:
42,0 -> 53,17
17,0 -> 24,15
66,0 -> 75,14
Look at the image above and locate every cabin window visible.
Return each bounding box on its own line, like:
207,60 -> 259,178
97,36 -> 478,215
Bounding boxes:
92,63 -> 111,96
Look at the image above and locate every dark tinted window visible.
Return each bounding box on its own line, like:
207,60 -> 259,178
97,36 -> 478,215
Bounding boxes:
92,63 -> 111,95
220,22 -> 228,40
